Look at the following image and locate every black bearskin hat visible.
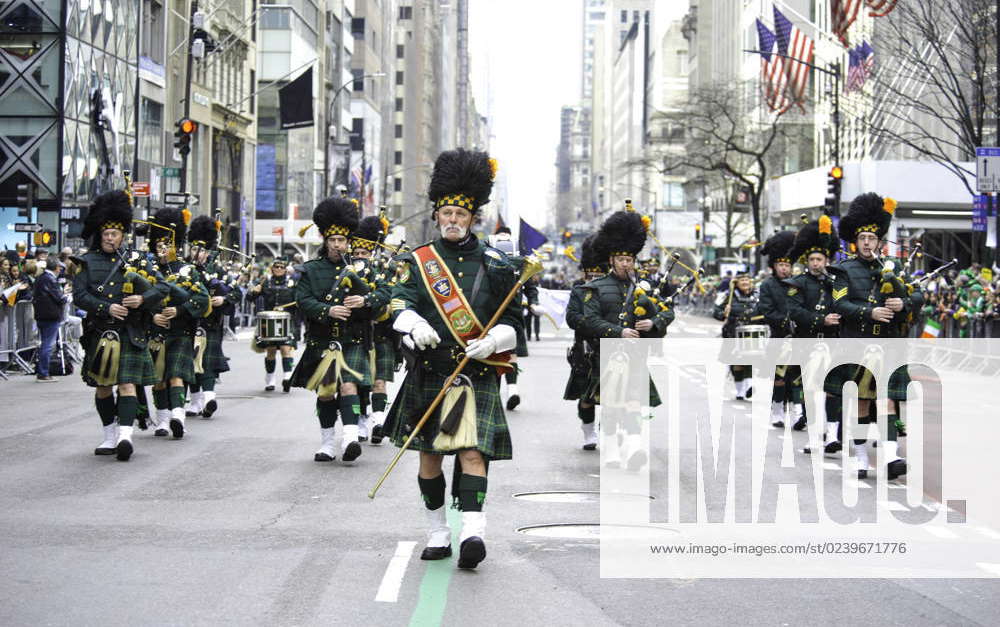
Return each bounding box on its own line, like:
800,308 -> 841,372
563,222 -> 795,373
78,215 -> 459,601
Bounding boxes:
147,208 -> 189,251
839,192 -> 895,241
594,210 -> 647,260
188,215 -> 220,250
352,215 -> 384,251
82,190 -> 133,248
579,234 -> 607,273
789,215 -> 840,262
427,148 -> 495,212
312,197 -> 360,239
761,230 -> 796,267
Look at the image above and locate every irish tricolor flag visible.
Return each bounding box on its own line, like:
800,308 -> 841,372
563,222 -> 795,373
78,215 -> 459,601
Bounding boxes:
921,319 -> 942,339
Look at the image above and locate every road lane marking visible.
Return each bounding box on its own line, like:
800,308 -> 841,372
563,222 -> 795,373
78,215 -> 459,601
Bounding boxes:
375,541 -> 417,603
409,507 -> 461,626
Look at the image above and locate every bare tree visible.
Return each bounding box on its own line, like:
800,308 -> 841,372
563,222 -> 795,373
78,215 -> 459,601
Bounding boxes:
869,0 -> 994,195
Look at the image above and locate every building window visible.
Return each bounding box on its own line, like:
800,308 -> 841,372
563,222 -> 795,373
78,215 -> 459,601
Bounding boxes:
394,177 -> 402,191
394,124 -> 403,138
394,151 -> 402,165
395,97 -> 403,111
620,9 -> 627,23
352,69 -> 365,92
396,44 -> 405,58
351,17 -> 365,39
141,0 -> 164,64
139,98 -> 163,164
395,70 -> 404,85
399,5 -> 412,19
633,10 -> 639,21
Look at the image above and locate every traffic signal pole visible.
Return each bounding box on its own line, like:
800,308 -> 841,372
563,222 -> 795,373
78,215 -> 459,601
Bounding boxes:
179,0 -> 197,195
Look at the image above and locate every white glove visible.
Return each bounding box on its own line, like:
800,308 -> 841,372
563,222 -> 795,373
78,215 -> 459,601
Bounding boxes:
464,336 -> 497,360
411,320 -> 441,350
530,304 -> 543,316
393,309 -> 440,350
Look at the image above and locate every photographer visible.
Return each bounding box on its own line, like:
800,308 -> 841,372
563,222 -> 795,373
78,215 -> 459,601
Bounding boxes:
32,260 -> 67,381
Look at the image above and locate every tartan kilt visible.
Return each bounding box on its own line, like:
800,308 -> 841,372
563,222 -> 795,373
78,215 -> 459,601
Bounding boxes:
515,325 -> 529,357
823,364 -> 911,401
289,339 -> 371,389
81,332 -> 158,388
201,328 -> 230,375
572,362 -> 661,407
384,368 -> 512,460
153,334 -> 196,383
374,339 -> 397,382
563,362 -> 599,402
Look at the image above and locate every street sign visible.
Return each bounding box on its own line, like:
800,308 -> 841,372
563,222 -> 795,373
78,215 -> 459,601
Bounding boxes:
132,182 -> 150,197
187,193 -> 200,206
163,192 -> 187,205
976,147 -> 1000,192
162,168 -> 181,178
14,223 -> 42,233
60,207 -> 81,220
974,195 -> 990,232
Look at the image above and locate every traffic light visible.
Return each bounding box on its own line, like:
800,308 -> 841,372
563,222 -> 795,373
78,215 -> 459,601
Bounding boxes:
16,182 -> 34,218
33,230 -> 54,247
174,118 -> 197,157
824,165 -> 843,214
562,230 -> 572,243
695,223 -> 702,241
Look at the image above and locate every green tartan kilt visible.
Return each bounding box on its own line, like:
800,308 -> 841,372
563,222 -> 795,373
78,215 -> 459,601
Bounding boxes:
152,334 -> 196,383
289,339 -> 371,389
81,331 -> 158,388
823,363 -> 911,401
563,361 -> 599,402
200,328 -> 230,375
374,339 -> 396,382
588,364 -> 661,407
384,368 -> 512,461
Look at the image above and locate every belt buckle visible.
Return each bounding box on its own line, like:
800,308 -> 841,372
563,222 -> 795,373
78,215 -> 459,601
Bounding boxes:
330,325 -> 340,338
872,323 -> 881,336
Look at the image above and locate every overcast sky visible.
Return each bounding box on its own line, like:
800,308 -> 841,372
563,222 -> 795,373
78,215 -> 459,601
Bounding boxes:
468,0 -> 582,231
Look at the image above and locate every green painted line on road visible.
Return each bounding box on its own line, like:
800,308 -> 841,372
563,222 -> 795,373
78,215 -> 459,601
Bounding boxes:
408,507 -> 461,627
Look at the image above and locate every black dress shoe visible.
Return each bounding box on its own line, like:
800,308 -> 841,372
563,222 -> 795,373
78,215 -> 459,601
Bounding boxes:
506,394 -> 520,411
772,420 -> 785,429
282,379 -> 291,393
169,418 -> 184,439
154,428 -> 169,437
792,416 -> 807,431
887,459 -> 907,480
314,451 -> 335,462
265,384 -> 275,392
137,416 -> 148,431
116,440 -> 133,462
342,441 -> 362,462
94,445 -> 116,456
420,545 -> 452,560
857,469 -> 868,479
457,537 -> 486,569
370,425 -> 384,444
824,440 -> 842,454
745,386 -> 753,398
583,442 -> 597,451
201,399 -> 218,419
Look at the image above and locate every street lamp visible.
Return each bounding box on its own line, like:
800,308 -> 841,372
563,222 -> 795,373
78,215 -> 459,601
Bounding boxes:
324,72 -> 386,197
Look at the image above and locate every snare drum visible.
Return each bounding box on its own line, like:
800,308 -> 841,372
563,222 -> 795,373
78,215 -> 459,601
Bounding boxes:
735,324 -> 770,355
255,310 -> 292,343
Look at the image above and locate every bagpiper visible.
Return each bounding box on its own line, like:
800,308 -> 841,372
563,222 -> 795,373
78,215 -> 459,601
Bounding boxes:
382,148 -> 521,569
251,256 -> 299,392
579,205 -> 674,469
713,272 -> 758,400
348,214 -> 394,444
784,215 -> 844,455
754,231 -> 799,429
563,234 -> 607,450
490,227 -> 537,410
186,216 -> 239,421
145,208 -> 209,438
288,198 -> 373,464
828,192 -> 921,480
74,190 -> 168,461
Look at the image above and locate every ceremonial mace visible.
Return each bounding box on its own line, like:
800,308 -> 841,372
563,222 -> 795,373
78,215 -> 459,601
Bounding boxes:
368,253 -> 545,499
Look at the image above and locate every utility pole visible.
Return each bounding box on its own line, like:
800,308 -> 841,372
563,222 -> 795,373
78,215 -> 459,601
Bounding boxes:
179,0 -> 197,195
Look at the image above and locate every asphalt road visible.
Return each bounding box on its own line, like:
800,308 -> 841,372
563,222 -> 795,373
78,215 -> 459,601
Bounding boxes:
1,314 -> 998,626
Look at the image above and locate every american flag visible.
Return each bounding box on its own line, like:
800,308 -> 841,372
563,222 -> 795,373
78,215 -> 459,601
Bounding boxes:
755,19 -> 790,112
864,0 -> 898,18
773,7 -> 815,112
859,40 -> 875,75
831,0 -> 862,48
846,48 -> 865,92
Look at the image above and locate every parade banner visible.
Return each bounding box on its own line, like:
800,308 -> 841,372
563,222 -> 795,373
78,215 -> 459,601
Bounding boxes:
536,287 -> 571,329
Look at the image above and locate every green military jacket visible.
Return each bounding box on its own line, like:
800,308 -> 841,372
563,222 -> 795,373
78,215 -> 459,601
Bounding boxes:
197,260 -> 241,330
712,287 -> 758,338
578,272 -> 674,342
831,255 -> 923,338
73,248 -> 169,348
783,271 -> 838,338
296,253 -> 380,345
753,275 -> 792,337
257,274 -> 298,315
390,236 -> 522,355
155,259 -> 209,338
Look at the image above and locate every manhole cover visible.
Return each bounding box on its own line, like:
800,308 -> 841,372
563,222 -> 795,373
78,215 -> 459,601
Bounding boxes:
516,523 -> 678,539
512,491 -> 654,503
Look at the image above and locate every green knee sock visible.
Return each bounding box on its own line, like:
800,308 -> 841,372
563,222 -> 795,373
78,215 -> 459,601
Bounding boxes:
339,394 -> 360,426
168,386 -> 186,410
96,395 -> 117,427
372,392 -> 388,413
457,473 -> 488,512
152,387 -> 169,411
117,395 -> 138,428
317,398 -> 338,429
282,357 -> 294,372
418,473 -> 447,510
264,358 -> 276,373
578,403 -> 596,424
200,376 -> 216,392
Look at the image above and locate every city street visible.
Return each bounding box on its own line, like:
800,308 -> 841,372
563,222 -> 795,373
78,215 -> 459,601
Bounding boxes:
2,313 -> 1000,626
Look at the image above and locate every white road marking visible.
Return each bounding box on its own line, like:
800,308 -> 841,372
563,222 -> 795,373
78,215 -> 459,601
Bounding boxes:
375,541 -> 417,603
924,526 -> 959,540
